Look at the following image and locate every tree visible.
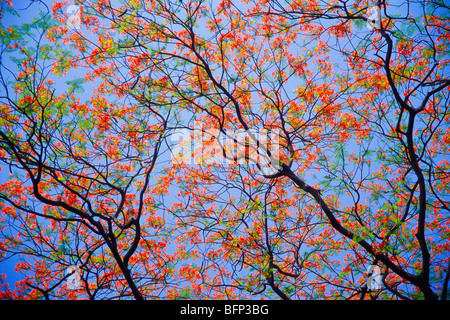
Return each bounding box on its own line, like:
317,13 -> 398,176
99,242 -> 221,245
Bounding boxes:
0,0 -> 449,300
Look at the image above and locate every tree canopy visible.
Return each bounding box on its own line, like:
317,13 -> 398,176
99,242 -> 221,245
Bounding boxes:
0,0 -> 449,300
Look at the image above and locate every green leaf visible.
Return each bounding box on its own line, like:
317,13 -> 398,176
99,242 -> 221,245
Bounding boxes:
66,78 -> 86,94
354,19 -> 366,30
79,119 -> 92,130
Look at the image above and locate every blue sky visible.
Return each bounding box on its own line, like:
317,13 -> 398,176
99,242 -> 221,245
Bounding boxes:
0,0 -> 448,300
